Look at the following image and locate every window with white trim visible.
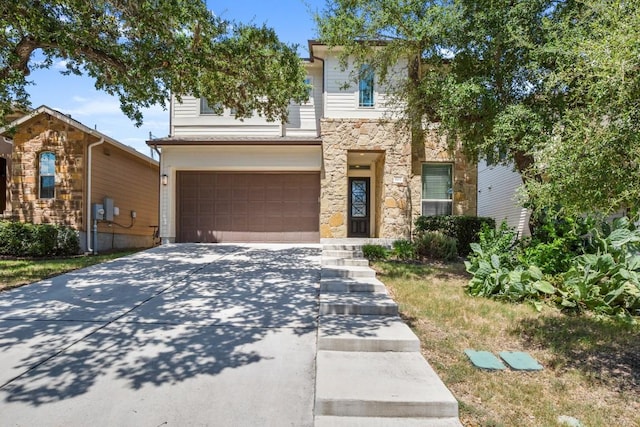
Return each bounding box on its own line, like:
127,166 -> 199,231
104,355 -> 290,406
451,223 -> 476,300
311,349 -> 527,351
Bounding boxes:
39,151 -> 55,199
200,97 -> 222,115
358,64 -> 374,107
304,76 -> 313,104
421,163 -> 453,216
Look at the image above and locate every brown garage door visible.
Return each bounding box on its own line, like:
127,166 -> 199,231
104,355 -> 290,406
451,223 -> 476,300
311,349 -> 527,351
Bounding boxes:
177,171 -> 320,243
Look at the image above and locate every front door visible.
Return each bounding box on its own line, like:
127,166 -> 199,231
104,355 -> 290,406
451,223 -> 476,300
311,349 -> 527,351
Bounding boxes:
348,177 -> 370,237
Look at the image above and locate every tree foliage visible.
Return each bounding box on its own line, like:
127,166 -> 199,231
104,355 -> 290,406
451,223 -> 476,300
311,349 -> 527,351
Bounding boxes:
315,0 -> 640,215
0,0 -> 309,125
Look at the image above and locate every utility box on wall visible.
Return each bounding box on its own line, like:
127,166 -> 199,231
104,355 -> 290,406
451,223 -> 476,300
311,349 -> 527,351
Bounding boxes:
92,203 -> 104,221
103,197 -> 114,222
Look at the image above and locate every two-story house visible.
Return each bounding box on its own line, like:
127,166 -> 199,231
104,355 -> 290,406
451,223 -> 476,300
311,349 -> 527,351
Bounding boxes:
148,41 -> 477,243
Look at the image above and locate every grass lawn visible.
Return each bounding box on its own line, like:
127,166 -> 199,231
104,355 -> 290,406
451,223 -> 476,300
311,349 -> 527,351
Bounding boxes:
0,250 -> 140,292
374,260 -> 640,427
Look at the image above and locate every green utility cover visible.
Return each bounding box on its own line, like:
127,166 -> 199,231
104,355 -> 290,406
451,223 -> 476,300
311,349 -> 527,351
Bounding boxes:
464,349 -> 506,370
499,351 -> 543,371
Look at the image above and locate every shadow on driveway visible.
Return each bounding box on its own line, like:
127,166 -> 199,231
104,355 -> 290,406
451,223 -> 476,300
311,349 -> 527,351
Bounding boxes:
0,244 -> 321,426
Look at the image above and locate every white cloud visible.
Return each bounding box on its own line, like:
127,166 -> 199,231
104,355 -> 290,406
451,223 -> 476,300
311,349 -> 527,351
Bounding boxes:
53,59 -> 69,70
59,97 -> 123,117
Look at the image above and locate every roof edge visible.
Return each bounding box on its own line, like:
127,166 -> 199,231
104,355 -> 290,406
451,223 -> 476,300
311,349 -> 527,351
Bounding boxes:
0,105 -> 158,166
146,137 -> 322,147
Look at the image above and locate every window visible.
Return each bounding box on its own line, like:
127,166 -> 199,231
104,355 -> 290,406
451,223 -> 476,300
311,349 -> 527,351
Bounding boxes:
358,64 -> 374,107
421,164 -> 452,216
200,98 -> 222,115
39,152 -> 55,199
486,148 -> 507,166
304,76 -> 313,104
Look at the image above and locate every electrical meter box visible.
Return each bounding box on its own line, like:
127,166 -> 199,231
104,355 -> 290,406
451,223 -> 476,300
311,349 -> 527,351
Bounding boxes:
92,203 -> 104,221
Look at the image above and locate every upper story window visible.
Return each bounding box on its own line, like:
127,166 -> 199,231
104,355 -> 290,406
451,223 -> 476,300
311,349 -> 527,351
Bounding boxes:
485,148 -> 508,167
304,76 -> 313,104
200,98 -> 222,115
358,64 -> 375,108
39,151 -> 55,199
421,163 -> 453,216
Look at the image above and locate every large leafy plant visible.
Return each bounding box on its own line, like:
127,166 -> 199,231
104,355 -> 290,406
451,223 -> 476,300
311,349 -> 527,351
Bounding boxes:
465,223 -> 554,304
560,218 -> 640,316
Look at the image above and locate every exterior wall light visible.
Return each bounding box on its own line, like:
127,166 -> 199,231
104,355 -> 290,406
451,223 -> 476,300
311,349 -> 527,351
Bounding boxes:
161,174 -> 168,186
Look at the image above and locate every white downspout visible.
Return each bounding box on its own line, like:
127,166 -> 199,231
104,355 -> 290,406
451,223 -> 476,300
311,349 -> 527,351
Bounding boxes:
86,137 -> 104,253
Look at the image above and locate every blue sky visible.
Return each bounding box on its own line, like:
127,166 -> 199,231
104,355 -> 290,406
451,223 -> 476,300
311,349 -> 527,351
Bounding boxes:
26,0 -> 326,157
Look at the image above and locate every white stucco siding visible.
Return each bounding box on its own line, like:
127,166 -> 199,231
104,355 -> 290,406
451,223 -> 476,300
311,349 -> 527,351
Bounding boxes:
477,160 -> 531,237
158,145 -> 322,241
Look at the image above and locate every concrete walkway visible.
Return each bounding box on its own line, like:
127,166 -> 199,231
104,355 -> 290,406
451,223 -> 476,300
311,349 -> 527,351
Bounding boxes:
0,243 -> 461,426
0,244 -> 321,426
316,244 -> 462,426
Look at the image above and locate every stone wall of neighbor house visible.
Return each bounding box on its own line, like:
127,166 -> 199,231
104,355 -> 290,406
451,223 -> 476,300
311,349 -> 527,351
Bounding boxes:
409,126 -> 477,223
320,119 -> 477,239
320,118 -> 413,239
10,117 -> 86,228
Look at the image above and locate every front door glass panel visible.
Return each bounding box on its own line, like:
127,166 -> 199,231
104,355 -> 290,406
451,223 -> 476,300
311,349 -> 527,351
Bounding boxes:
351,180 -> 367,218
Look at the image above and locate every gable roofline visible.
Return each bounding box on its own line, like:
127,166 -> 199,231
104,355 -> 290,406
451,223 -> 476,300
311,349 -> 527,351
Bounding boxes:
0,105 -> 158,166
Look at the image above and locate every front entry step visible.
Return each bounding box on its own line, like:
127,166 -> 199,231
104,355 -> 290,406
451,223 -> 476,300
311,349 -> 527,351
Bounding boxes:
318,315 -> 420,352
322,265 -> 376,279
315,416 -> 463,426
323,249 -> 363,259
322,257 -> 370,267
320,278 -> 387,294
320,293 -> 398,316
315,351 -> 459,419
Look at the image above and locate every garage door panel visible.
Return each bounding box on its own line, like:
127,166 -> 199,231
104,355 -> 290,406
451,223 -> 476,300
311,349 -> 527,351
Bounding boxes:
178,172 -> 320,243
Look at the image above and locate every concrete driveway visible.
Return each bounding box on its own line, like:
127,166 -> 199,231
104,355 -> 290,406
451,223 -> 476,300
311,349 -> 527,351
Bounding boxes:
0,244 -> 321,427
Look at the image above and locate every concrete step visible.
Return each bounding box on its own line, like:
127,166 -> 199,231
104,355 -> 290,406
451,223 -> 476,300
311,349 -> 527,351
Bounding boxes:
320,293 -> 398,316
318,315 -> 420,352
315,351 -> 459,419
315,416 -> 463,426
320,278 -> 387,294
322,265 -> 376,279
322,257 -> 370,267
322,249 -> 364,259
322,244 -> 365,251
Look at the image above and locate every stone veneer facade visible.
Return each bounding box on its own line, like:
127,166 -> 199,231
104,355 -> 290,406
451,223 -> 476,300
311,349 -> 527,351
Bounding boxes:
320,118 -> 477,239
10,116 -> 86,228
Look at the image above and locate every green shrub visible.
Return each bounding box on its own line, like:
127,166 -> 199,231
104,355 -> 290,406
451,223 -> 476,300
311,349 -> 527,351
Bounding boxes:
55,225 -> 80,255
414,215 -> 496,255
414,231 -> 458,261
0,221 -> 79,257
471,221 -> 521,270
362,244 -> 389,261
519,209 -> 602,274
559,217 -> 640,316
465,222 -> 556,306
465,216 -> 640,316
28,223 -> 57,257
0,221 -> 28,255
391,239 -> 416,261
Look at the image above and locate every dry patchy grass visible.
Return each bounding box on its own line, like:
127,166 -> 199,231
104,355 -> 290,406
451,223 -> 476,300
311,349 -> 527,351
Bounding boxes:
374,260 -> 640,427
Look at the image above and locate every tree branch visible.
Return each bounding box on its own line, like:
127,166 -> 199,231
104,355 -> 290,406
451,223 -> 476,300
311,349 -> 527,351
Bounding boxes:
0,35 -> 39,79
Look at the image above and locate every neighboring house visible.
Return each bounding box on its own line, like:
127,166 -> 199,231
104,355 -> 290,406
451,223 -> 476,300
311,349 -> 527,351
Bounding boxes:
0,135 -> 10,217
0,106 -> 159,252
0,109 -> 27,217
477,159 -> 531,237
148,41 -> 477,243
